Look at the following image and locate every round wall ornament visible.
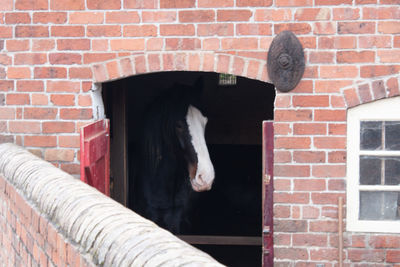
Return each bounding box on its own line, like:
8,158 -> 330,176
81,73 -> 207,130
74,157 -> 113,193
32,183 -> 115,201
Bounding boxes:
267,31 -> 305,92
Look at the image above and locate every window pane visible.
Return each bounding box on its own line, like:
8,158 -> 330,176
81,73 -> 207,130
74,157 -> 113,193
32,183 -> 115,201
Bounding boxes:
359,191 -> 400,220
385,157 -> 400,185
360,121 -> 382,150
385,121 -> 400,151
360,156 -> 381,185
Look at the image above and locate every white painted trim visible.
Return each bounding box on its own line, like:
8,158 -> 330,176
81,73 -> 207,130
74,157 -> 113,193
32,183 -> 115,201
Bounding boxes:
347,96 -> 400,233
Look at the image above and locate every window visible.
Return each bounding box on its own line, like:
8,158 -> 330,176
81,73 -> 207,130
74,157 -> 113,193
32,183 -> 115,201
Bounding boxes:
347,97 -> 400,233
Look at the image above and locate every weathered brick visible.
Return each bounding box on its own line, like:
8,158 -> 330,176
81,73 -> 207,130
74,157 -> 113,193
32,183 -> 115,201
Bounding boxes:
14,53 -> 47,65
337,51 -> 375,63
24,136 -> 57,147
294,179 -> 326,191
49,53 -> 81,65
24,108 -> 57,120
320,66 -> 358,78
106,11 -> 140,23
32,93 -> 48,106
60,108 -> 92,120
276,0 -> 312,6
309,51 -> 334,63
255,9 -> 291,21
338,22 -> 375,34
9,121 -> 40,133
293,151 -> 325,163
87,25 -> 121,37
50,0 -> 84,10
361,65 -> 400,78
160,24 -> 195,36
69,67 -> 92,79
293,96 -> 329,107
87,0 -> 120,9
69,12 -> 104,24
293,234 -> 328,247
44,149 -> 74,162
275,137 -> 311,149
57,39 -> 90,51
34,67 -> 67,79
275,247 -> 308,260
275,23 -> 311,34
50,94 -> 75,106
160,0 -> 195,7
314,137 -> 346,149
33,12 -> 67,24
378,21 -> 400,34
124,25 -> 157,37
110,39 -> 145,51
387,250 -> 400,263
217,10 -> 252,22
0,81 -> 14,92
275,110 -> 312,122
7,67 -> 31,79
6,94 -> 30,105
17,81 -> 43,92
179,10 -> 215,23
348,249 -> 385,262
43,121 -> 75,133
318,36 -> 356,49
5,12 -> 31,24
0,26 -> 12,38
314,110 -> 346,121
313,165 -> 346,178
310,220 -> 337,232
275,165 -> 310,177
15,26 -> 49,38
343,88 -> 360,107
6,40 -> 30,51
303,206 -> 320,219
221,38 -> 258,50
51,26 -> 84,37
125,0 -> 157,8
16,0 -> 48,10
274,219 -> 308,232
32,39 -> 55,51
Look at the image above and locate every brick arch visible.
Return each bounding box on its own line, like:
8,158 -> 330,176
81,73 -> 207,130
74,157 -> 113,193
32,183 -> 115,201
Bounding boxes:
342,74 -> 400,109
90,51 -> 270,84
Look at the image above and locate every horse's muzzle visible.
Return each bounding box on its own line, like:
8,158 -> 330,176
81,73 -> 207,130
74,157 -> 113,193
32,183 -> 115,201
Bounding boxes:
191,174 -> 213,192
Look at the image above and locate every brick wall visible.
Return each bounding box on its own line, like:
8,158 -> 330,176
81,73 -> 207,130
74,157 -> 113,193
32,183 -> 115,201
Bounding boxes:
0,143 -> 223,266
1,0 -> 400,265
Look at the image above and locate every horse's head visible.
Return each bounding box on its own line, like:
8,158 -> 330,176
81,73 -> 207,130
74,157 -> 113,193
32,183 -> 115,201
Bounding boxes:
176,105 -> 215,192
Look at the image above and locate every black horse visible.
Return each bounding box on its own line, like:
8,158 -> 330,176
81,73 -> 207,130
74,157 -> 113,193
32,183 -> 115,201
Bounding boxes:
129,78 -> 215,234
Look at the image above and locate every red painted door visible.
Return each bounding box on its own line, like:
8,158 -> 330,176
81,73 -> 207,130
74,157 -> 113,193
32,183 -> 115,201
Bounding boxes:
80,119 -> 110,196
262,121 -> 274,266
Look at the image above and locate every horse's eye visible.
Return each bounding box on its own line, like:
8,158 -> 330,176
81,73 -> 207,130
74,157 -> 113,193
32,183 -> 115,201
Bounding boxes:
176,121 -> 185,131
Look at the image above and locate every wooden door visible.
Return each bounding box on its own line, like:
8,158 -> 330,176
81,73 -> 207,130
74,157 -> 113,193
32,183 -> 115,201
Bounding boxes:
80,119 -> 110,196
262,121 -> 274,266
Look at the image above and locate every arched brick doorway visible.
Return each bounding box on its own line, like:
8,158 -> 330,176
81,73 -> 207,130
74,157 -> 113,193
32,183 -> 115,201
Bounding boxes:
92,52 -> 275,266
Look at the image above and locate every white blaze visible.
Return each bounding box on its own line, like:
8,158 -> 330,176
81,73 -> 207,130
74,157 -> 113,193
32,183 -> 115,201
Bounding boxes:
186,105 -> 215,192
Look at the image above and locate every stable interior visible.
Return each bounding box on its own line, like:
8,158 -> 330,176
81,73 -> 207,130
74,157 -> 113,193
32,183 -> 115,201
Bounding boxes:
102,71 -> 275,267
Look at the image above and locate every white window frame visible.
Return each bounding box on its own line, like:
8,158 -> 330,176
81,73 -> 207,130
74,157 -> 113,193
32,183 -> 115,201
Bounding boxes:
347,96 -> 400,233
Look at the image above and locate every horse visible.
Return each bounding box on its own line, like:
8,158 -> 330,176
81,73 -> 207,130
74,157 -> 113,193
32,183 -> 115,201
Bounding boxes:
129,78 -> 215,234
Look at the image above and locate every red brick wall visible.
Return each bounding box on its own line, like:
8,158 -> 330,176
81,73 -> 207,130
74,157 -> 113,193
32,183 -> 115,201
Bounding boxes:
1,0 -> 400,265
0,174 -> 94,267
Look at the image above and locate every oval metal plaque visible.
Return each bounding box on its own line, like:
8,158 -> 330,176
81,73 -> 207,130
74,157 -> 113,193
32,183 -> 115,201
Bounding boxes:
267,31 -> 305,92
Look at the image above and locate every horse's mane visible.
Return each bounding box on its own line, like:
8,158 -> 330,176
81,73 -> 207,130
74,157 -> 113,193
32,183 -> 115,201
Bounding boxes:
140,84 -> 192,178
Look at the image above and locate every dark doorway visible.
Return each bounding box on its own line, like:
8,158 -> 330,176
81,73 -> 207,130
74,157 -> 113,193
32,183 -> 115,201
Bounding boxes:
102,71 -> 275,266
